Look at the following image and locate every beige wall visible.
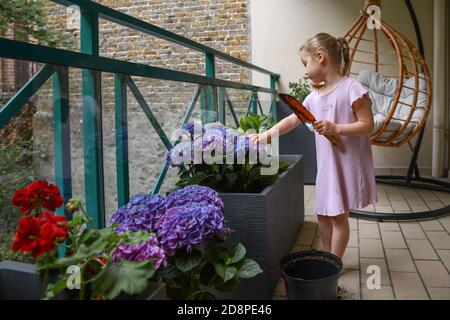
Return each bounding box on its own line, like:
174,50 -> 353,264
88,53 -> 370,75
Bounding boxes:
249,0 -> 436,172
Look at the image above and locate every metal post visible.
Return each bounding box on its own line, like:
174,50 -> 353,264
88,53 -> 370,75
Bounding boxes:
114,73 -> 129,207
81,9 -> 105,228
202,52 -> 217,123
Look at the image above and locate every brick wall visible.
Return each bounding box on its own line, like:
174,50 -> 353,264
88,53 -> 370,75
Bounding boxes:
0,29 -> 16,93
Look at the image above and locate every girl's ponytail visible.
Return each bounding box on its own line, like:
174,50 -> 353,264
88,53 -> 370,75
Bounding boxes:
336,37 -> 350,76
300,33 -> 351,77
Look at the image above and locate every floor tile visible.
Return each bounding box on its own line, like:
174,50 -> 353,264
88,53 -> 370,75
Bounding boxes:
406,239 -> 439,260
426,231 -> 450,250
385,249 -> 416,272
428,287 -> 450,300
436,250 -> 450,271
342,247 -> 359,270
379,222 -> 400,231
359,223 -> 381,239
361,286 -> 395,300
360,239 -> 384,258
349,218 -> 358,230
390,201 -> 410,211
415,260 -> 450,288
390,272 -> 429,300
348,230 -> 358,248
420,220 -> 444,231
400,223 -> 427,240
375,205 -> 394,213
381,231 -> 407,249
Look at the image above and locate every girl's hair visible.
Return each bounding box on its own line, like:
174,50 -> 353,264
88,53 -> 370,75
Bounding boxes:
300,33 -> 351,76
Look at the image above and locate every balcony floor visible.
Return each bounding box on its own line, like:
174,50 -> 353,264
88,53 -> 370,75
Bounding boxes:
274,180 -> 450,300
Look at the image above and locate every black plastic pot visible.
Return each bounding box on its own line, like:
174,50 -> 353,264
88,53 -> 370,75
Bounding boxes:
0,260 -> 166,300
0,260 -> 70,300
279,250 -> 342,300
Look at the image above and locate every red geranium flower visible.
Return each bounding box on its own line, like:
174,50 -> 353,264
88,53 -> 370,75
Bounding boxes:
41,211 -> 69,242
11,189 -> 37,214
12,180 -> 64,214
12,215 -> 41,254
39,183 -> 64,212
12,212 -> 69,259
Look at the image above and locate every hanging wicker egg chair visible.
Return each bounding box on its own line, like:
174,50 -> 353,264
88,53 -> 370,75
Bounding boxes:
344,0 -> 432,147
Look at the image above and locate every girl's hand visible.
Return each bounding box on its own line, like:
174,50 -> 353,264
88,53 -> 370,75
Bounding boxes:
313,120 -> 339,136
249,132 -> 270,145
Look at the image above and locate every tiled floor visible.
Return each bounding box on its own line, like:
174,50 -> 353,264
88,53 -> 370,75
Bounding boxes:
274,182 -> 450,300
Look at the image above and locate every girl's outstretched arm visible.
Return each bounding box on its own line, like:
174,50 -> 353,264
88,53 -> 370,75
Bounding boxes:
249,113 -> 302,144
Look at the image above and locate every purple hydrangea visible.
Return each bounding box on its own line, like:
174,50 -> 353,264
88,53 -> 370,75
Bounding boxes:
180,122 -> 205,139
181,122 -> 195,137
112,235 -> 166,269
164,185 -> 224,212
167,141 -> 194,167
234,135 -> 267,163
203,122 -> 225,131
110,194 -> 166,233
193,134 -> 225,157
170,122 -> 264,166
155,203 -> 230,255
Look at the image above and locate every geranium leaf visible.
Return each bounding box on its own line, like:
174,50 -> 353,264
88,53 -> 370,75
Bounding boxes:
91,260 -> 156,300
44,277 -> 69,300
122,230 -> 153,246
57,232 -> 110,266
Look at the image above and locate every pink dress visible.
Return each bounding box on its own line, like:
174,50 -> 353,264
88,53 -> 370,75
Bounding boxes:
302,76 -> 378,216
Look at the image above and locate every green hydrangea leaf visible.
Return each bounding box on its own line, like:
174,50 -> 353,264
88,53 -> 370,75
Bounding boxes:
237,259 -> 263,279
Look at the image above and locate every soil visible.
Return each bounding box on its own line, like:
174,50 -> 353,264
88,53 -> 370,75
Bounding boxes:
337,286 -> 358,300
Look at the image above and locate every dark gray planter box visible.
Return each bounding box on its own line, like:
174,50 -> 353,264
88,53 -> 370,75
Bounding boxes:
0,260 -> 166,300
217,155 -> 304,300
277,100 -> 317,185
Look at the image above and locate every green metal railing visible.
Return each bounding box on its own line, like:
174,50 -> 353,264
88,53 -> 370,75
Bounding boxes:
0,0 -> 279,227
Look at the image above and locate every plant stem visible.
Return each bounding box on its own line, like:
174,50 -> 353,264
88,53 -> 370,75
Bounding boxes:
79,274 -> 85,300
206,275 -> 219,289
41,268 -> 49,298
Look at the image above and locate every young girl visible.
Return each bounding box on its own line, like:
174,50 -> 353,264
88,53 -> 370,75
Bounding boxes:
250,33 -> 377,259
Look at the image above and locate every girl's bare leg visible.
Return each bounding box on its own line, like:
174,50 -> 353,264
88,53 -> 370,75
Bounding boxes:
317,214 -> 333,253
330,211 -> 350,258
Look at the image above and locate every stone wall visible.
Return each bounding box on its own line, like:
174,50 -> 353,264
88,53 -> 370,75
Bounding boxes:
34,0 -> 252,220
